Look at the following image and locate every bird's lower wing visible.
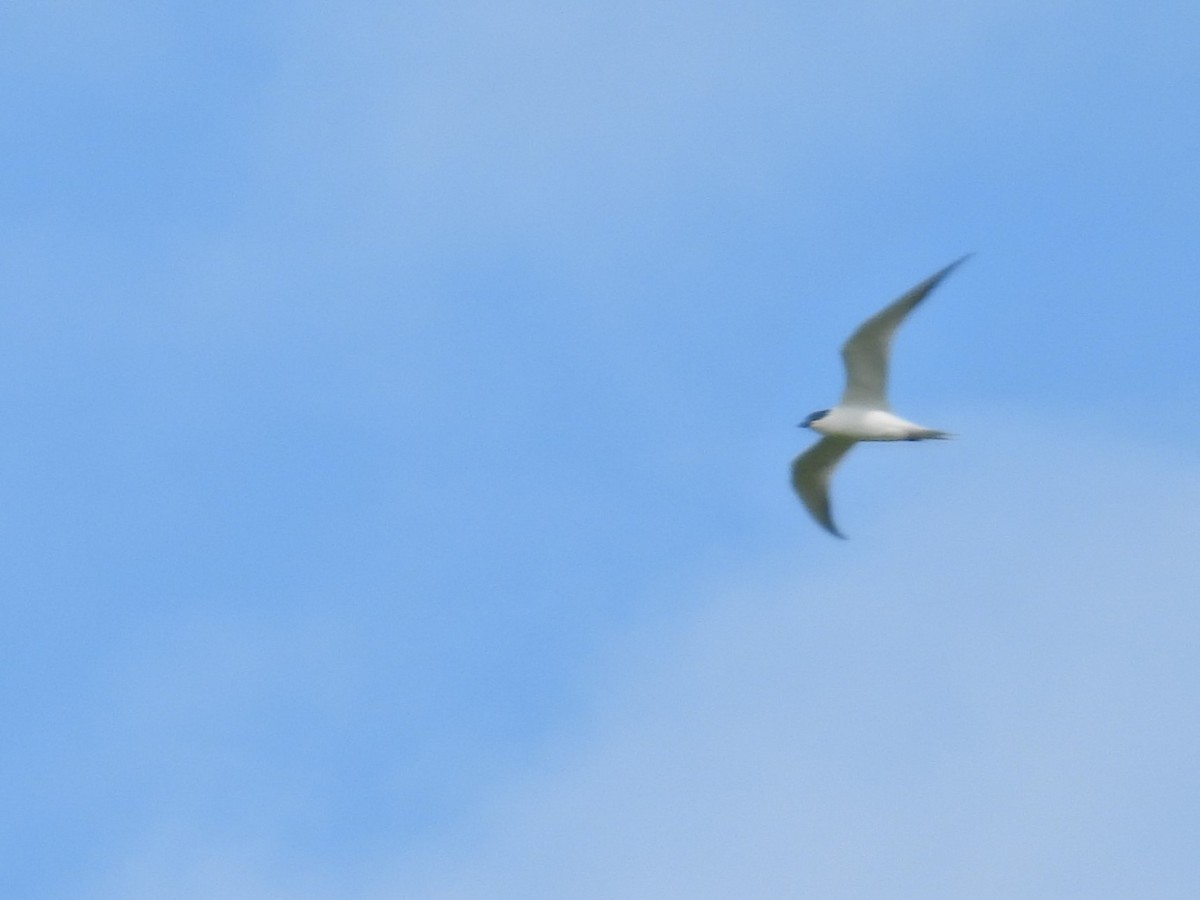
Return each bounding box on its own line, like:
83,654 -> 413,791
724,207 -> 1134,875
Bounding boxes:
790,437 -> 857,538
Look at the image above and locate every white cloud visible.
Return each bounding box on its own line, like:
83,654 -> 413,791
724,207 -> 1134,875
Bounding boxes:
393,419 -> 1200,899
76,424 -> 1200,900
247,0 -> 1049,249
0,2 -> 172,86
23,1 -> 1200,896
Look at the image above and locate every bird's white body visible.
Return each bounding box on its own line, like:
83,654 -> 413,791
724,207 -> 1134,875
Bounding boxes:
808,406 -> 943,442
790,257 -> 967,537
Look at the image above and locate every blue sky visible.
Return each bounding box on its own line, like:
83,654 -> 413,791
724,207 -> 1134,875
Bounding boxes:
3,1 -> 1200,897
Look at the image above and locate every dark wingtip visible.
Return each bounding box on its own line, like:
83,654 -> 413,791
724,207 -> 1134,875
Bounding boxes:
904,254 -> 973,310
935,253 -> 973,281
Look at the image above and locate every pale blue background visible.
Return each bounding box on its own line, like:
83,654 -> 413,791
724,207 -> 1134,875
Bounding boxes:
3,2 -> 1199,897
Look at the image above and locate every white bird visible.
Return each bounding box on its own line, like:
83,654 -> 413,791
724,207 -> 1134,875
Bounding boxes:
791,257 -> 969,537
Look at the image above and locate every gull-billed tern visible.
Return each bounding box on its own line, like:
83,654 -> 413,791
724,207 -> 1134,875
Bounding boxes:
791,256 -> 969,537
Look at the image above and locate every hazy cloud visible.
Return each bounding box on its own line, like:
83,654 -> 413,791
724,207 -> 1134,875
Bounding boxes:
395,422 -> 1200,900
86,420 -> 1200,898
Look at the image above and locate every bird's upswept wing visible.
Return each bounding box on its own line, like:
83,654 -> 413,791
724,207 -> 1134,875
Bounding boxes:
839,255 -> 969,409
790,436 -> 857,538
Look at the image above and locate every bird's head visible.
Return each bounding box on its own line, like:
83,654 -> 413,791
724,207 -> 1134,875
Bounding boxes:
800,409 -> 830,429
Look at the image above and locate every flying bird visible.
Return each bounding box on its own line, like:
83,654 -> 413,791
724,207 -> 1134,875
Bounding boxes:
791,257 -> 969,537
